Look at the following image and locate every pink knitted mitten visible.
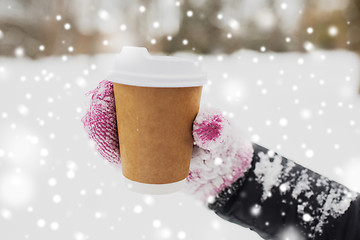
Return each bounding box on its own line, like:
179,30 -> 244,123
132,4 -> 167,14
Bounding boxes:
81,80 -> 120,164
186,109 -> 253,203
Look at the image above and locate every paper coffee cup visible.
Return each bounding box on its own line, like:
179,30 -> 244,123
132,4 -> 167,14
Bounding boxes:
107,46 -> 206,194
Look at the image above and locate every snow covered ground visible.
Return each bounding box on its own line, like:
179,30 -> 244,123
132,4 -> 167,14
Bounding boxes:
0,50 -> 359,240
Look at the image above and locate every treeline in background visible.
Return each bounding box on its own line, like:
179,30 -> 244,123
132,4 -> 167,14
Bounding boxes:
0,0 -> 359,58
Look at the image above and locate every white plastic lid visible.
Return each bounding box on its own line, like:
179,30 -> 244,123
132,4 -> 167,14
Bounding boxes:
122,175 -> 186,195
106,46 -> 206,87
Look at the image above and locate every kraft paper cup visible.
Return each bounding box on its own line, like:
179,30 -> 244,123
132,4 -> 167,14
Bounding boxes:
107,46 -> 206,194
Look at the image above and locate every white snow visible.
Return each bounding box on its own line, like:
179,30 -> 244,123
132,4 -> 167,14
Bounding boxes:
53,194 -> 62,203
315,187 -> 357,233
291,171 -> 311,199
0,49 -> 359,240
1,208 -> 12,219
277,226 -> 305,240
142,195 -> 155,206
50,222 -> 59,230
253,142 -> 358,236
279,182 -> 289,193
254,152 -> 284,200
250,204 -> 262,216
133,205 -> 143,214
37,219 -> 46,228
302,213 -> 312,222
74,232 -> 86,240
0,173 -> 35,207
177,231 -> 187,239
153,219 -> 162,228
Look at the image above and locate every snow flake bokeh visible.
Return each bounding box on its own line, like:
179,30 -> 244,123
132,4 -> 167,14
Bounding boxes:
1,0 -> 360,239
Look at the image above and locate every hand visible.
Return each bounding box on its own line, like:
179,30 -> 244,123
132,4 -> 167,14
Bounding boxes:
82,80 -> 253,204
186,108 -> 253,203
82,80 -> 120,165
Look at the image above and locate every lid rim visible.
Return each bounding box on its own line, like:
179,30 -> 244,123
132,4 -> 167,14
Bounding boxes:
107,76 -> 205,88
108,70 -> 207,79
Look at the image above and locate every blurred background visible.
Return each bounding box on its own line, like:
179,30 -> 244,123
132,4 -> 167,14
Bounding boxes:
0,0 -> 360,58
1,1 -> 360,240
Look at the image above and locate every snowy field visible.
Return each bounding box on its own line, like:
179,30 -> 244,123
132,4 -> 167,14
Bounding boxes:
0,50 -> 359,240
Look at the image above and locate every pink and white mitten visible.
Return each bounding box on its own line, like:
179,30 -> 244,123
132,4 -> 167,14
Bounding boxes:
81,80 -> 254,204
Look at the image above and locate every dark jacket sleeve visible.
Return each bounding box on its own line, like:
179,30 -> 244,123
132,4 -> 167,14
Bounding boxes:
208,143 -> 360,240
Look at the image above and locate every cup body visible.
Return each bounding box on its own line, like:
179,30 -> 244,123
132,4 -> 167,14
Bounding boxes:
113,84 -> 202,184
